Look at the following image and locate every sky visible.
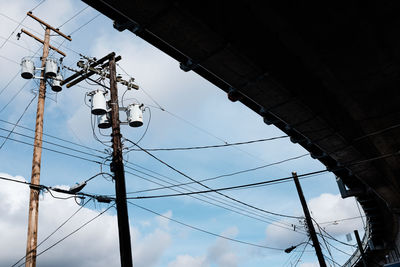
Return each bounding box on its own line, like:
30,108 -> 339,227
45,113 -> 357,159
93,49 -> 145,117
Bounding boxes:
0,0 -> 366,266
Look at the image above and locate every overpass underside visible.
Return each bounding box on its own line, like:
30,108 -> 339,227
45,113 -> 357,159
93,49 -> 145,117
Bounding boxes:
83,0 -> 400,264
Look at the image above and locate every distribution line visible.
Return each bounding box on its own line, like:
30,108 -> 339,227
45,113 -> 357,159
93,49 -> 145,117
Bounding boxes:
0,35 -> 36,53
312,218 -> 356,247
125,138 -> 303,219
11,199 -> 91,267
127,201 -> 284,251
0,134 -> 103,164
0,118 -> 107,155
293,238 -> 311,267
124,168 -> 304,233
126,135 -> 289,152
0,94 -> 36,150
123,163 -> 304,230
126,170 -> 328,200
317,233 -> 352,256
68,13 -> 101,36
0,81 -> 31,113
0,126 -> 106,159
126,153 -> 310,194
58,6 -> 89,28
18,204 -> 115,267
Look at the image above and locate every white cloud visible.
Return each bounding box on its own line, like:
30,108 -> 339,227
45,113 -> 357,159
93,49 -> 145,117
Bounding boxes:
264,222 -> 306,250
300,263 -> 319,267
0,173 -> 172,267
168,254 -> 207,267
308,193 -> 364,236
132,228 -> 171,267
156,210 -> 172,229
168,226 -> 239,267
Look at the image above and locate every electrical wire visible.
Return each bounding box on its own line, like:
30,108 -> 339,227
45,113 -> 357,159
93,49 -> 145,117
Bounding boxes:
18,204 -> 115,267
58,6 -> 89,28
125,137 -> 304,219
0,35 -> 36,53
312,218 -> 356,247
0,134 -> 103,164
126,135 -> 289,152
127,201 -> 285,251
0,81 -> 31,114
126,170 -> 328,200
123,163 -> 307,231
0,118 -> 107,155
0,127 -> 107,161
126,153 -> 310,195
293,238 -> 311,267
11,198 -> 91,267
68,13 -> 101,36
0,94 -> 36,150
135,106 -> 151,145
316,223 -> 337,267
124,168 -> 304,233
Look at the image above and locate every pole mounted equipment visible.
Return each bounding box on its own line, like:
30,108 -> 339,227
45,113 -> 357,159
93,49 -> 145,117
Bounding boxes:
61,52 -> 143,267
21,12 -> 71,267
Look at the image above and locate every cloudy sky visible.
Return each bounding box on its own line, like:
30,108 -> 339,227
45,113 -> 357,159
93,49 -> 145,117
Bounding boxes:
0,0 -> 366,266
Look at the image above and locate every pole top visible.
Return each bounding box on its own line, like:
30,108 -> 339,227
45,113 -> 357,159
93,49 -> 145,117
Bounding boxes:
27,12 -> 72,41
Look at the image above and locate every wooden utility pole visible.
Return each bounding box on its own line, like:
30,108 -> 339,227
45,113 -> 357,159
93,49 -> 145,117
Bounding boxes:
109,54 -> 134,267
292,172 -> 327,267
23,12 -> 70,267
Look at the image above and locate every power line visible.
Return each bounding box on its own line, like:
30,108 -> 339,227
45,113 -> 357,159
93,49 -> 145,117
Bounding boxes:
126,135 -> 289,152
124,168 -> 303,233
11,199 -> 91,267
0,80 -> 31,114
68,13 -> 101,36
126,170 -> 328,200
126,153 -> 310,195
124,137 -> 303,219
312,218 -> 356,247
0,134 -> 103,164
293,238 -> 311,267
18,204 -> 115,267
127,201 -> 285,251
58,6 -> 89,28
0,94 -> 37,150
0,126 -> 107,160
0,118 -> 107,155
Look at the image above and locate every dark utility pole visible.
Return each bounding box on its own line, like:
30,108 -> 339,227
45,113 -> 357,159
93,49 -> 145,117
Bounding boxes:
109,54 -> 133,267
354,230 -> 367,267
292,172 -> 327,267
61,52 -> 134,266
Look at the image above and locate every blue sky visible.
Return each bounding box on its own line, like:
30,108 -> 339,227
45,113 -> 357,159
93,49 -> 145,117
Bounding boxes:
0,1 -> 366,266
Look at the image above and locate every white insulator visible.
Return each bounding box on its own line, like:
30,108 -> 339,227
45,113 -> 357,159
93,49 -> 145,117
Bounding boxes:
98,112 -> 111,129
51,74 -> 63,92
45,57 -> 58,78
21,57 -> 35,79
126,104 -> 143,127
91,90 -> 107,115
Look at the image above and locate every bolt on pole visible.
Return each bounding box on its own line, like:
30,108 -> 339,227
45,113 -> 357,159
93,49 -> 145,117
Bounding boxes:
109,55 -> 133,267
292,171 -> 327,267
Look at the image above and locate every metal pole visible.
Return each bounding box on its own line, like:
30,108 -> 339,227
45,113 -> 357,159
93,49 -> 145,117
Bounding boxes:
292,172 -> 327,267
109,55 -> 133,267
25,27 -> 50,267
354,230 -> 368,267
